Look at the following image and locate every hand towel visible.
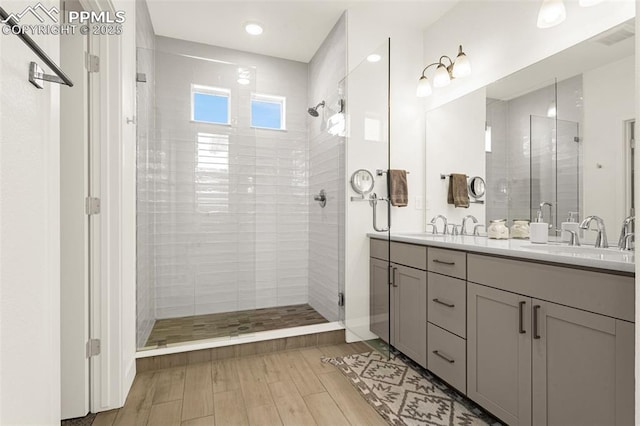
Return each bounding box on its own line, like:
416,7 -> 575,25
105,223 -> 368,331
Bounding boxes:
447,174 -> 469,208
388,169 -> 408,207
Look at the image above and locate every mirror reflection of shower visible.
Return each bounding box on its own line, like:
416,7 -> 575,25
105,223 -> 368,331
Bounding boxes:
307,101 -> 325,117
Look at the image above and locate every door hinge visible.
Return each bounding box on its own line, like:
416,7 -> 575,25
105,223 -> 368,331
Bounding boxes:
338,292 -> 345,307
85,197 -> 101,215
86,339 -> 101,358
574,136 -> 580,143
85,53 -> 100,73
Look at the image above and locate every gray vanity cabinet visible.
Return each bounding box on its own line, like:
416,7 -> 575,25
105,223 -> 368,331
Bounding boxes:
467,256 -> 634,426
467,283 -> 532,426
369,239 -> 427,368
370,257 -> 390,343
531,300 -> 634,426
392,263 -> 427,367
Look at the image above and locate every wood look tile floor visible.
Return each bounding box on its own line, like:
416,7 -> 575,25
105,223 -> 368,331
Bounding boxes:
145,304 -> 329,349
97,343 -> 388,426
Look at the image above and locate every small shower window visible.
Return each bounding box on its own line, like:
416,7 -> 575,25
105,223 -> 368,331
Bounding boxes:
191,84 -> 230,125
251,93 -> 286,130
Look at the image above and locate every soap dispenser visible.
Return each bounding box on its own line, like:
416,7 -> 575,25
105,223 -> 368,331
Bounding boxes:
561,211 -> 580,243
530,206 -> 549,244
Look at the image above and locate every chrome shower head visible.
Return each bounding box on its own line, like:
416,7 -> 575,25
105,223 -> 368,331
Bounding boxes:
307,101 -> 325,117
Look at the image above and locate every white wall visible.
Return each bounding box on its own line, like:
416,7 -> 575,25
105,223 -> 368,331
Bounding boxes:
0,0 -> 61,423
634,8 -> 640,424
583,55 -> 635,232
344,8 -> 425,341
422,1 -> 635,112
308,13 -> 347,323
425,88 -> 486,226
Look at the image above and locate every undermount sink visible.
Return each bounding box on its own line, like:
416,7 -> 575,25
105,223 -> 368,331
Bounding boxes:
518,243 -> 634,262
397,233 -> 448,238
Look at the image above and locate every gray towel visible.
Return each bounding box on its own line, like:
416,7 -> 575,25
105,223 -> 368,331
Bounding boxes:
388,169 -> 408,207
447,174 -> 469,208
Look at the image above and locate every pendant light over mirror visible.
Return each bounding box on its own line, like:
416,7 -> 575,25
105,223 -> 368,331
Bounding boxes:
537,0 -> 566,28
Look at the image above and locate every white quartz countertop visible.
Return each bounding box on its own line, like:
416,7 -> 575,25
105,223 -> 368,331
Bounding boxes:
368,232 -> 635,274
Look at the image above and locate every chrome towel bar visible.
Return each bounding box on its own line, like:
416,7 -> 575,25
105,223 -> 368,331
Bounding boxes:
0,6 -> 74,88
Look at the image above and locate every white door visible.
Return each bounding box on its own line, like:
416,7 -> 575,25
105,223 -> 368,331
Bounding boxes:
60,0 -> 90,419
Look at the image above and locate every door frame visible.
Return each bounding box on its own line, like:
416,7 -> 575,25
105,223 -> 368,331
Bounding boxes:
79,0 -> 137,412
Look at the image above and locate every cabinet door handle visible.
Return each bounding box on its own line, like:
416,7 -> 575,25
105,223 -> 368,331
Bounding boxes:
392,267 -> 398,287
533,305 -> 541,339
433,350 -> 455,364
519,301 -> 526,334
433,259 -> 455,265
433,298 -> 455,308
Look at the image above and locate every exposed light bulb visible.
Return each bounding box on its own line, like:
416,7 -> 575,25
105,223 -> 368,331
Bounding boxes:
432,63 -> 451,88
537,0 -> 566,29
245,22 -> 263,35
416,76 -> 433,97
452,46 -> 471,78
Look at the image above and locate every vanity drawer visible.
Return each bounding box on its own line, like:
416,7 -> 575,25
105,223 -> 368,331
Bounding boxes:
390,242 -> 427,270
428,323 -> 466,394
370,238 -> 388,261
428,273 -> 466,338
428,248 -> 466,279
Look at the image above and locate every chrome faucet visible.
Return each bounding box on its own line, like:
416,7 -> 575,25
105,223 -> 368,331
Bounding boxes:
473,224 -> 486,236
579,215 -> 609,248
538,202 -> 553,229
461,215 -> 478,236
617,216 -> 635,250
430,215 -> 448,234
621,233 -> 634,251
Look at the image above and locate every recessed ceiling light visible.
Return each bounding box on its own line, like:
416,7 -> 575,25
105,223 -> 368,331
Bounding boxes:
245,22 -> 263,36
367,54 -> 382,63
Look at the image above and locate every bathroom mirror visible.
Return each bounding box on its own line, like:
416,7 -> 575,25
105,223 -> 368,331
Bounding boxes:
468,176 -> 485,199
426,18 -> 635,236
350,169 -> 375,195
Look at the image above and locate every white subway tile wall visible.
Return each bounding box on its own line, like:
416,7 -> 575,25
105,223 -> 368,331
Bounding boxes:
485,76 -> 582,229
307,14 -> 347,322
136,23 -> 347,346
135,0 -> 157,349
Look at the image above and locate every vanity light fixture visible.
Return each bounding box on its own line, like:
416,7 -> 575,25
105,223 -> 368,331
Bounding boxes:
537,0 -> 566,28
416,45 -> 471,97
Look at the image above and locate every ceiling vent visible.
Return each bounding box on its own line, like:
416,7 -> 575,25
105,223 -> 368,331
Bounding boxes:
590,21 -> 635,46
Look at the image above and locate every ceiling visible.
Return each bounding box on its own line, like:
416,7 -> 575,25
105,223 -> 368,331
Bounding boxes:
487,19 -> 636,101
146,0 -> 458,63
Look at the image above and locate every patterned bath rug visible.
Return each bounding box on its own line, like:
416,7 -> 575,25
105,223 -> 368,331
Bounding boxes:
323,350 -> 502,426
61,413 -> 96,426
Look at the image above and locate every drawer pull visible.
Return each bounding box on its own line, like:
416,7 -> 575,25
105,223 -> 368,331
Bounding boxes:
533,305 -> 541,339
433,259 -> 455,266
433,298 -> 455,308
433,350 -> 455,364
519,301 -> 526,334
392,267 -> 398,288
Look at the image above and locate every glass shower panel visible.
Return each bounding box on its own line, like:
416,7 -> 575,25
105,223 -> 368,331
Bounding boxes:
530,115 -> 556,227
136,48 -> 258,350
344,40 -> 390,357
555,119 -> 580,226
529,115 -> 579,230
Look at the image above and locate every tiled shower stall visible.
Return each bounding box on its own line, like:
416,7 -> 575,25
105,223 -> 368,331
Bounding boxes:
136,13 -> 347,349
